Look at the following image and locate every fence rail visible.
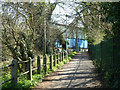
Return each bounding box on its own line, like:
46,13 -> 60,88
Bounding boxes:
0,50 -> 67,85
0,64 -> 13,69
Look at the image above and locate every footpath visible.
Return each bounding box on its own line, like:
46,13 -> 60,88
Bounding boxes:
34,53 -> 102,88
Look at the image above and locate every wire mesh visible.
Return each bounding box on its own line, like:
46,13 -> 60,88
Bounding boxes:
89,37 -> 120,87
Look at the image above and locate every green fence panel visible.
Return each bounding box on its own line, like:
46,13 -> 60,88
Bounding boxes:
89,37 -> 120,88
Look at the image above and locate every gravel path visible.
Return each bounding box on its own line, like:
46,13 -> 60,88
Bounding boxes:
34,53 -> 102,89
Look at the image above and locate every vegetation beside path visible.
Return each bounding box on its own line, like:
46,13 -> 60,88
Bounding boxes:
1,51 -> 76,89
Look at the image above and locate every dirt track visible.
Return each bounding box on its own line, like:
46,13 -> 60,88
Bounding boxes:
34,53 -> 102,89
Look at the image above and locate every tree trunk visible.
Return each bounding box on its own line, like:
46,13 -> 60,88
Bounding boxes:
76,29 -> 79,52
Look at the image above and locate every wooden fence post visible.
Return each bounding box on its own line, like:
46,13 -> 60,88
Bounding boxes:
50,54 -> 52,70
11,59 -> 18,84
60,52 -> 62,62
57,53 -> 59,64
53,53 -> 56,67
43,54 -> 47,74
64,51 -> 66,58
37,55 -> 41,74
66,51 -> 68,61
27,57 -> 32,80
64,50 -> 66,59
62,51 -> 64,61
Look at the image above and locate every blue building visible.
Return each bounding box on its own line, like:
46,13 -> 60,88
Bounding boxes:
67,38 -> 88,49
56,38 -> 88,51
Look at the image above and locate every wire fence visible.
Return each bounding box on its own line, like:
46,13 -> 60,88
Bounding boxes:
89,37 -> 120,87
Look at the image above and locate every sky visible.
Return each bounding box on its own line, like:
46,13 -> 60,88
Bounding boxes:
51,1 -> 76,25
51,1 -> 85,39
51,1 -> 84,28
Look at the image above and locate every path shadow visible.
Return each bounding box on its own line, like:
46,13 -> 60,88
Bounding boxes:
36,53 -> 103,88
43,75 -> 96,82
